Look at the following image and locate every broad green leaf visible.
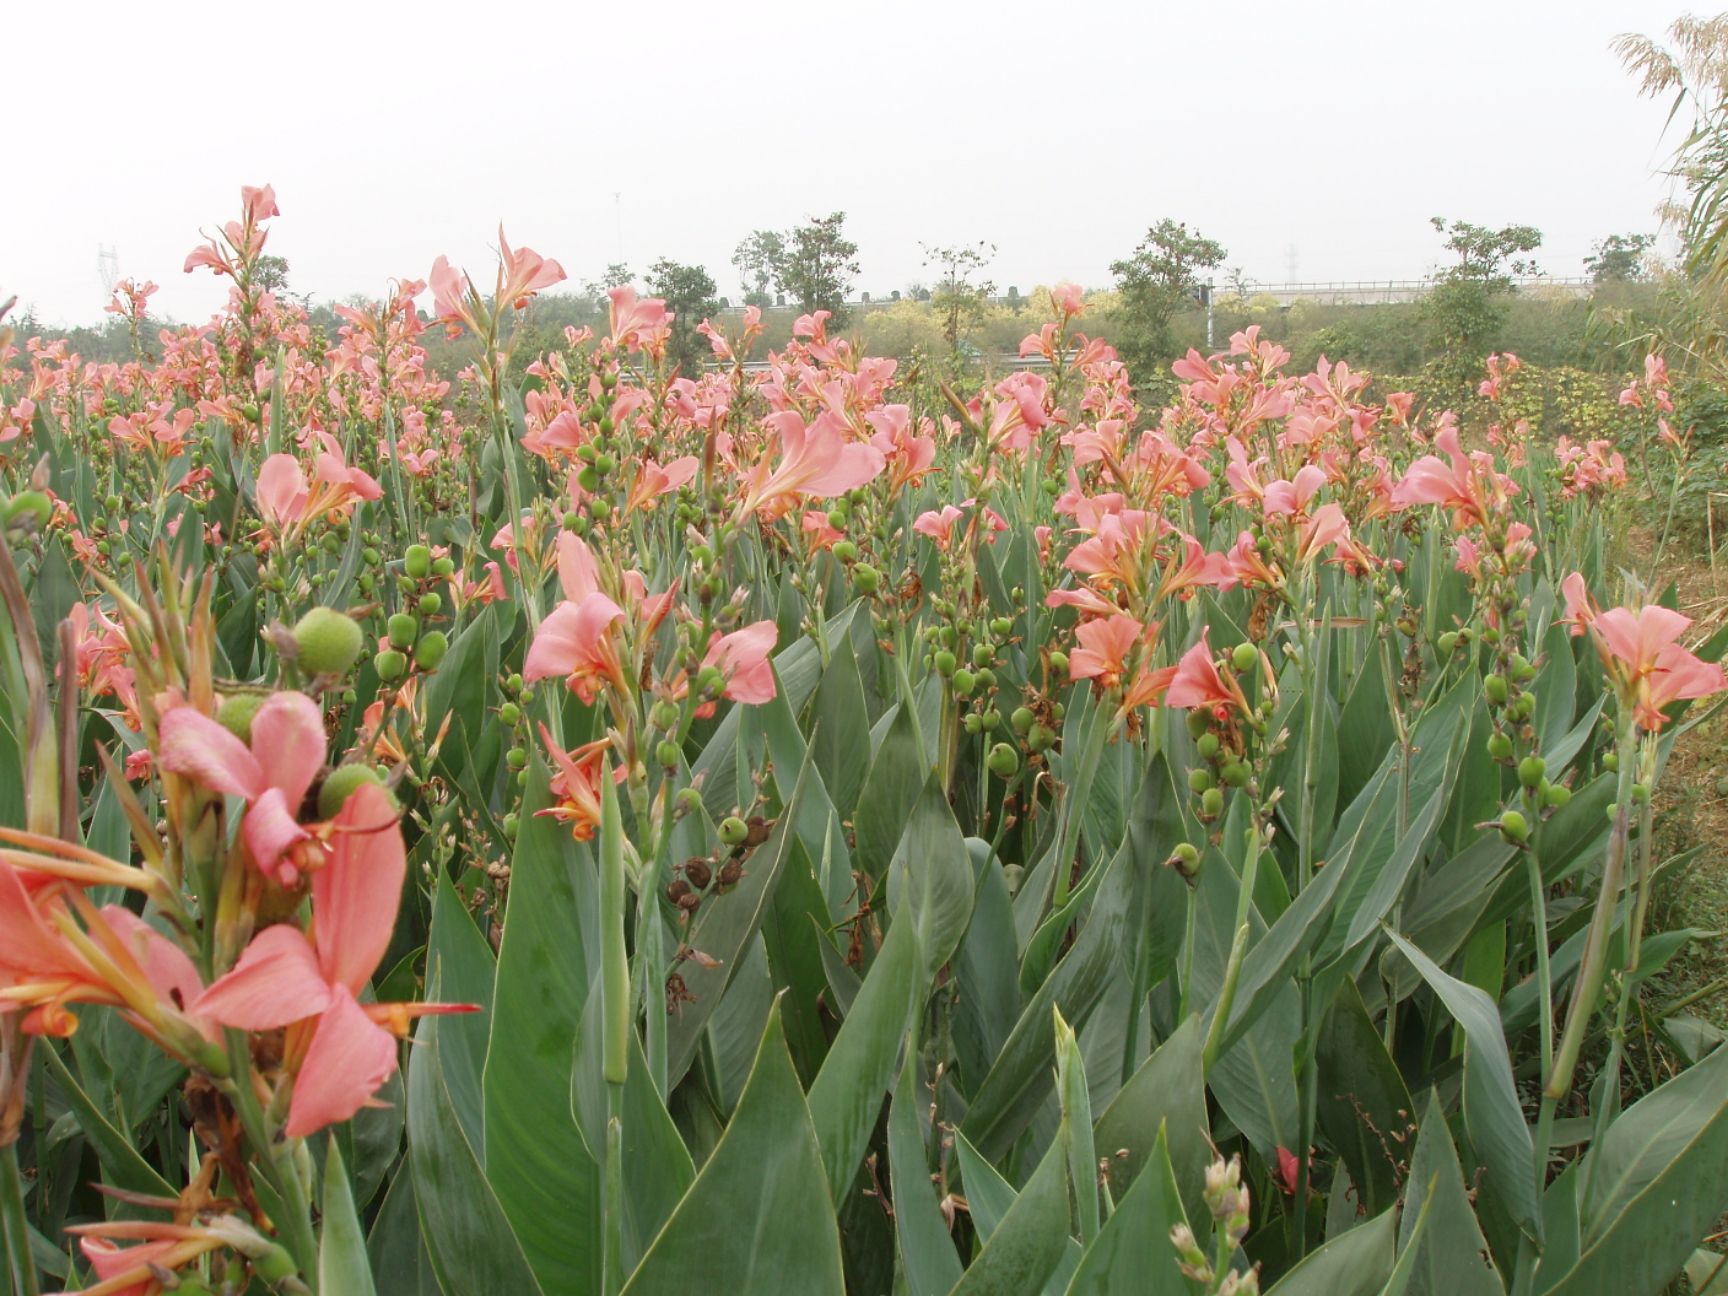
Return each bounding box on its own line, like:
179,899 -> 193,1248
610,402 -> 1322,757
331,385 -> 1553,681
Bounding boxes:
961,831 -> 1149,1159
949,1124 -> 1073,1296
367,1165 -> 439,1296
887,774 -> 976,981
40,1045 -> 174,1200
482,759 -> 601,1296
1314,981 -> 1414,1219
809,632 -> 870,819
1396,1093 -> 1503,1296
570,980 -> 694,1271
1063,1125 -> 1191,1296
854,703 -> 930,883
1543,1042 -> 1728,1296
951,839 -> 1021,1093
889,1048 -> 965,1296
1054,1009 -> 1098,1245
422,873 -> 496,1155
666,755 -> 809,1084
1383,928 -> 1539,1241
407,1025 -> 544,1296
1264,1204 -> 1396,1295
1093,1017 -> 1208,1224
621,1003 -> 845,1296
808,917 -> 924,1199
320,1138 -> 378,1296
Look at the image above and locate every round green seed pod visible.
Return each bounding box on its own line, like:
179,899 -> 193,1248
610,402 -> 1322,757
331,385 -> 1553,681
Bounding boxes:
317,764 -> 387,820
1011,707 -> 1035,735
293,607 -> 364,676
1200,787 -> 1224,817
1484,674 -> 1509,705
404,544 -> 432,580
1518,756 -> 1546,789
217,692 -> 267,743
719,816 -> 749,846
1231,642 -> 1258,674
852,563 -> 880,595
386,613 -> 418,650
374,649 -> 407,682
987,743 -> 1019,777
415,631 -> 449,671
1048,650 -> 1069,676
1499,810 -> 1529,844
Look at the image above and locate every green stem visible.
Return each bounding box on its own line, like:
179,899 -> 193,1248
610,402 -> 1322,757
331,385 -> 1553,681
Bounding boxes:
1,1141 -> 38,1296
1545,715 -> 1638,1102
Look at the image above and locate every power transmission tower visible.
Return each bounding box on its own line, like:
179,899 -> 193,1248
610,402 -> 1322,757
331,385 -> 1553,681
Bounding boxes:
1284,243 -> 1298,283
97,244 -> 120,297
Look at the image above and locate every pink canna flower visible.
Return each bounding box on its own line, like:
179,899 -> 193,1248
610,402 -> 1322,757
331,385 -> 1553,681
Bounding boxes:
1051,282 -> 1086,316
914,505 -> 966,550
192,783 -> 471,1138
735,411 -> 886,521
1165,633 -> 1251,717
1070,614 -> 1174,715
691,621 -> 779,713
624,455 -> 698,515
1586,603 -> 1724,731
607,286 -> 672,353
156,692 -> 327,887
497,227 -> 565,308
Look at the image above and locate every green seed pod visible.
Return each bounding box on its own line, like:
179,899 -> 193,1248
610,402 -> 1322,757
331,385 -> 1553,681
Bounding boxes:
218,692 -> 267,744
374,649 -> 407,682
1187,711 -> 1209,740
976,668 -> 996,689
832,539 -> 858,563
1220,761 -> 1250,788
589,497 -> 611,521
719,816 -> 749,846
499,701 -> 522,727
990,617 -> 1013,638
1028,723 -> 1056,753
1499,810 -> 1529,844
852,563 -> 880,594
1011,707 -> 1035,735
506,746 -> 529,771
415,631 -> 449,671
934,651 -> 957,678
657,740 -> 681,768
987,742 -> 1019,777
293,607 -> 364,676
675,787 -> 703,814
386,613 -> 418,649
1048,650 -> 1069,676
1511,654 -> 1537,683
1603,752 -> 1619,772
1484,674 -> 1509,705
4,490 -> 51,530
1195,733 -> 1221,760
1200,787 -> 1224,817
952,668 -> 976,696
1231,642 -> 1258,675
972,643 -> 994,669
1545,782 -> 1572,809
1487,733 -> 1513,761
963,712 -> 983,734
981,708 -> 1001,730
404,544 -> 432,579
317,764 -> 387,820
1437,631 -> 1459,656
503,813 -> 519,840
1518,756 -> 1546,789
1188,768 -> 1215,793
418,592 -> 443,616
432,556 -> 456,577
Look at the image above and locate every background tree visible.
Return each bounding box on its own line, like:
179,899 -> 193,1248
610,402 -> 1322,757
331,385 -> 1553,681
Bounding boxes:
921,240 -> 996,355
645,258 -> 721,374
1617,16 -> 1728,376
781,212 -> 859,325
580,262 -> 634,314
254,254 -> 293,297
1585,233 -> 1655,283
732,230 -> 787,308
1108,219 -> 1226,378
1421,217 -> 1543,387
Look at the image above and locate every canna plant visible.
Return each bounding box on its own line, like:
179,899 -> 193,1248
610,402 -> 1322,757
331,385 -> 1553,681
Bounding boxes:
0,190 -> 1725,1295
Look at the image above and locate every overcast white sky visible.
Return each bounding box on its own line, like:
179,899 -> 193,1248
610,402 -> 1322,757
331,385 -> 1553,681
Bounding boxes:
0,0 -> 1699,326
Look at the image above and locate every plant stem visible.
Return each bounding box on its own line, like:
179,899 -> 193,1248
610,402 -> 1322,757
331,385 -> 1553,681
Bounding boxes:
0,1141 -> 38,1296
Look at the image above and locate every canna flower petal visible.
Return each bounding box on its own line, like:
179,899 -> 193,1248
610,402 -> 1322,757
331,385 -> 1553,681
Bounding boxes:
312,783 -> 406,994
249,691 -> 327,814
193,924 -> 332,1032
241,787 -> 310,884
284,984 -> 398,1139
156,709 -> 265,802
